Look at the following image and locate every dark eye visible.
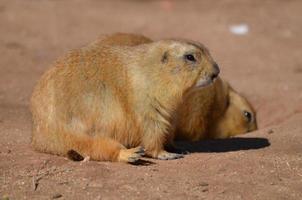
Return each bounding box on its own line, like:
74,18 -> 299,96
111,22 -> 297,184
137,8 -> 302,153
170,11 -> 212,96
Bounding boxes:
185,54 -> 196,62
243,110 -> 252,123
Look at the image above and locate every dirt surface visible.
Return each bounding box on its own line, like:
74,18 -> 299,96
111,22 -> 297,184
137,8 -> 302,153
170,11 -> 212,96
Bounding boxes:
0,0 -> 302,199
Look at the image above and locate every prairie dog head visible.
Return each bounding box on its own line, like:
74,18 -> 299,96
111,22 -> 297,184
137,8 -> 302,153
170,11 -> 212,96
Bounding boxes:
213,88 -> 257,138
138,40 -> 220,97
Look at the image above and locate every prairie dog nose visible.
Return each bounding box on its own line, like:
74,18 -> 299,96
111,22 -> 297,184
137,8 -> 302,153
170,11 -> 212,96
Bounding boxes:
211,62 -> 220,80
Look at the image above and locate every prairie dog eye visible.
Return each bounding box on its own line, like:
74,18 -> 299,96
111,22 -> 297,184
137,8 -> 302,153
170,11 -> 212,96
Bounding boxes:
243,110 -> 252,123
185,54 -> 196,62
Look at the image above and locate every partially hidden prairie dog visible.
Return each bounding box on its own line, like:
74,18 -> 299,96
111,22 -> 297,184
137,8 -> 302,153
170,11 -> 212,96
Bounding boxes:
30,35 -> 220,163
96,32 -> 152,46
101,33 -> 257,141
175,77 -> 257,141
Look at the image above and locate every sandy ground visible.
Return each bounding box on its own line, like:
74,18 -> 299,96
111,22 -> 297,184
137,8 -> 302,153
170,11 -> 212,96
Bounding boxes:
0,0 -> 302,199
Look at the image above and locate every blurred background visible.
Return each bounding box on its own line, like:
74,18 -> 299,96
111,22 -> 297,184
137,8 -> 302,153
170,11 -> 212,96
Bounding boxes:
1,0 -> 301,127
0,1 -> 301,199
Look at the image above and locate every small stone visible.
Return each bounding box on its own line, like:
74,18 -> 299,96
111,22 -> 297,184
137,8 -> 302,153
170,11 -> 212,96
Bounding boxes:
219,190 -> 226,194
58,181 -> 69,185
199,182 -> 209,187
202,188 -> 209,192
52,193 -> 62,199
229,24 -> 249,35
267,129 -> 274,134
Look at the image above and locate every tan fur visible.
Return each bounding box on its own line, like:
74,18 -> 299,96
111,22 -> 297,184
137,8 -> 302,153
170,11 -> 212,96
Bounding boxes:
96,32 -> 152,46
176,78 -> 257,141
30,34 -> 219,162
100,33 -> 257,142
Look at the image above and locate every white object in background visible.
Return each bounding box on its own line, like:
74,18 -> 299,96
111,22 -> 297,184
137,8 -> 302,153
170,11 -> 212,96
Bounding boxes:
229,24 -> 249,35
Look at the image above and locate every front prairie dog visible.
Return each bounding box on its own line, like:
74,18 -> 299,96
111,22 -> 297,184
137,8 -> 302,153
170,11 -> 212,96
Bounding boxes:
100,33 -> 257,141
30,36 -> 220,163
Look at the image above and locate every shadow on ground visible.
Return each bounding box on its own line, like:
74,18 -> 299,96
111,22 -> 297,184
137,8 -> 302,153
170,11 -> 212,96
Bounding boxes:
174,137 -> 270,153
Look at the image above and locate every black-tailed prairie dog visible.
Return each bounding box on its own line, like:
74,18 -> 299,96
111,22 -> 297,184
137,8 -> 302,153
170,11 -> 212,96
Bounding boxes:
175,77 -> 257,141
98,33 -> 257,141
30,35 -> 220,163
96,32 -> 152,46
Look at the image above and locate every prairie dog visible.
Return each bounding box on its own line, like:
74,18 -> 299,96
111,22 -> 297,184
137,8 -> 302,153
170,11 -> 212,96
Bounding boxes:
100,33 -> 257,142
176,77 -> 257,141
30,35 -> 219,162
96,32 -> 152,46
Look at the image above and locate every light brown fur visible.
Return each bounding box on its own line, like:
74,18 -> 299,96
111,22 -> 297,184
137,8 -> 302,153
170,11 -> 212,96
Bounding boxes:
96,32 -> 152,46
100,33 -> 257,142
30,34 -> 219,162
176,77 -> 257,141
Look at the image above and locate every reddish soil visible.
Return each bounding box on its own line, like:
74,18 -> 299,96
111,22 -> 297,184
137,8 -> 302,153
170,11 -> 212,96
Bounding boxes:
0,0 -> 302,199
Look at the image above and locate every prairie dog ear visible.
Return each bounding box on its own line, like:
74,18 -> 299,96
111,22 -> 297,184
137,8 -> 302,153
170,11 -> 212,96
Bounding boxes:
161,51 -> 169,63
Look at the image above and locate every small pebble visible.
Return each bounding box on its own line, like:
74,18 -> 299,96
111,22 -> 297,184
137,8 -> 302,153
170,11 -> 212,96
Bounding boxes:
199,182 -> 209,187
202,188 -> 209,192
229,24 -> 249,35
58,181 -> 69,185
52,193 -> 62,199
267,129 -> 274,134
